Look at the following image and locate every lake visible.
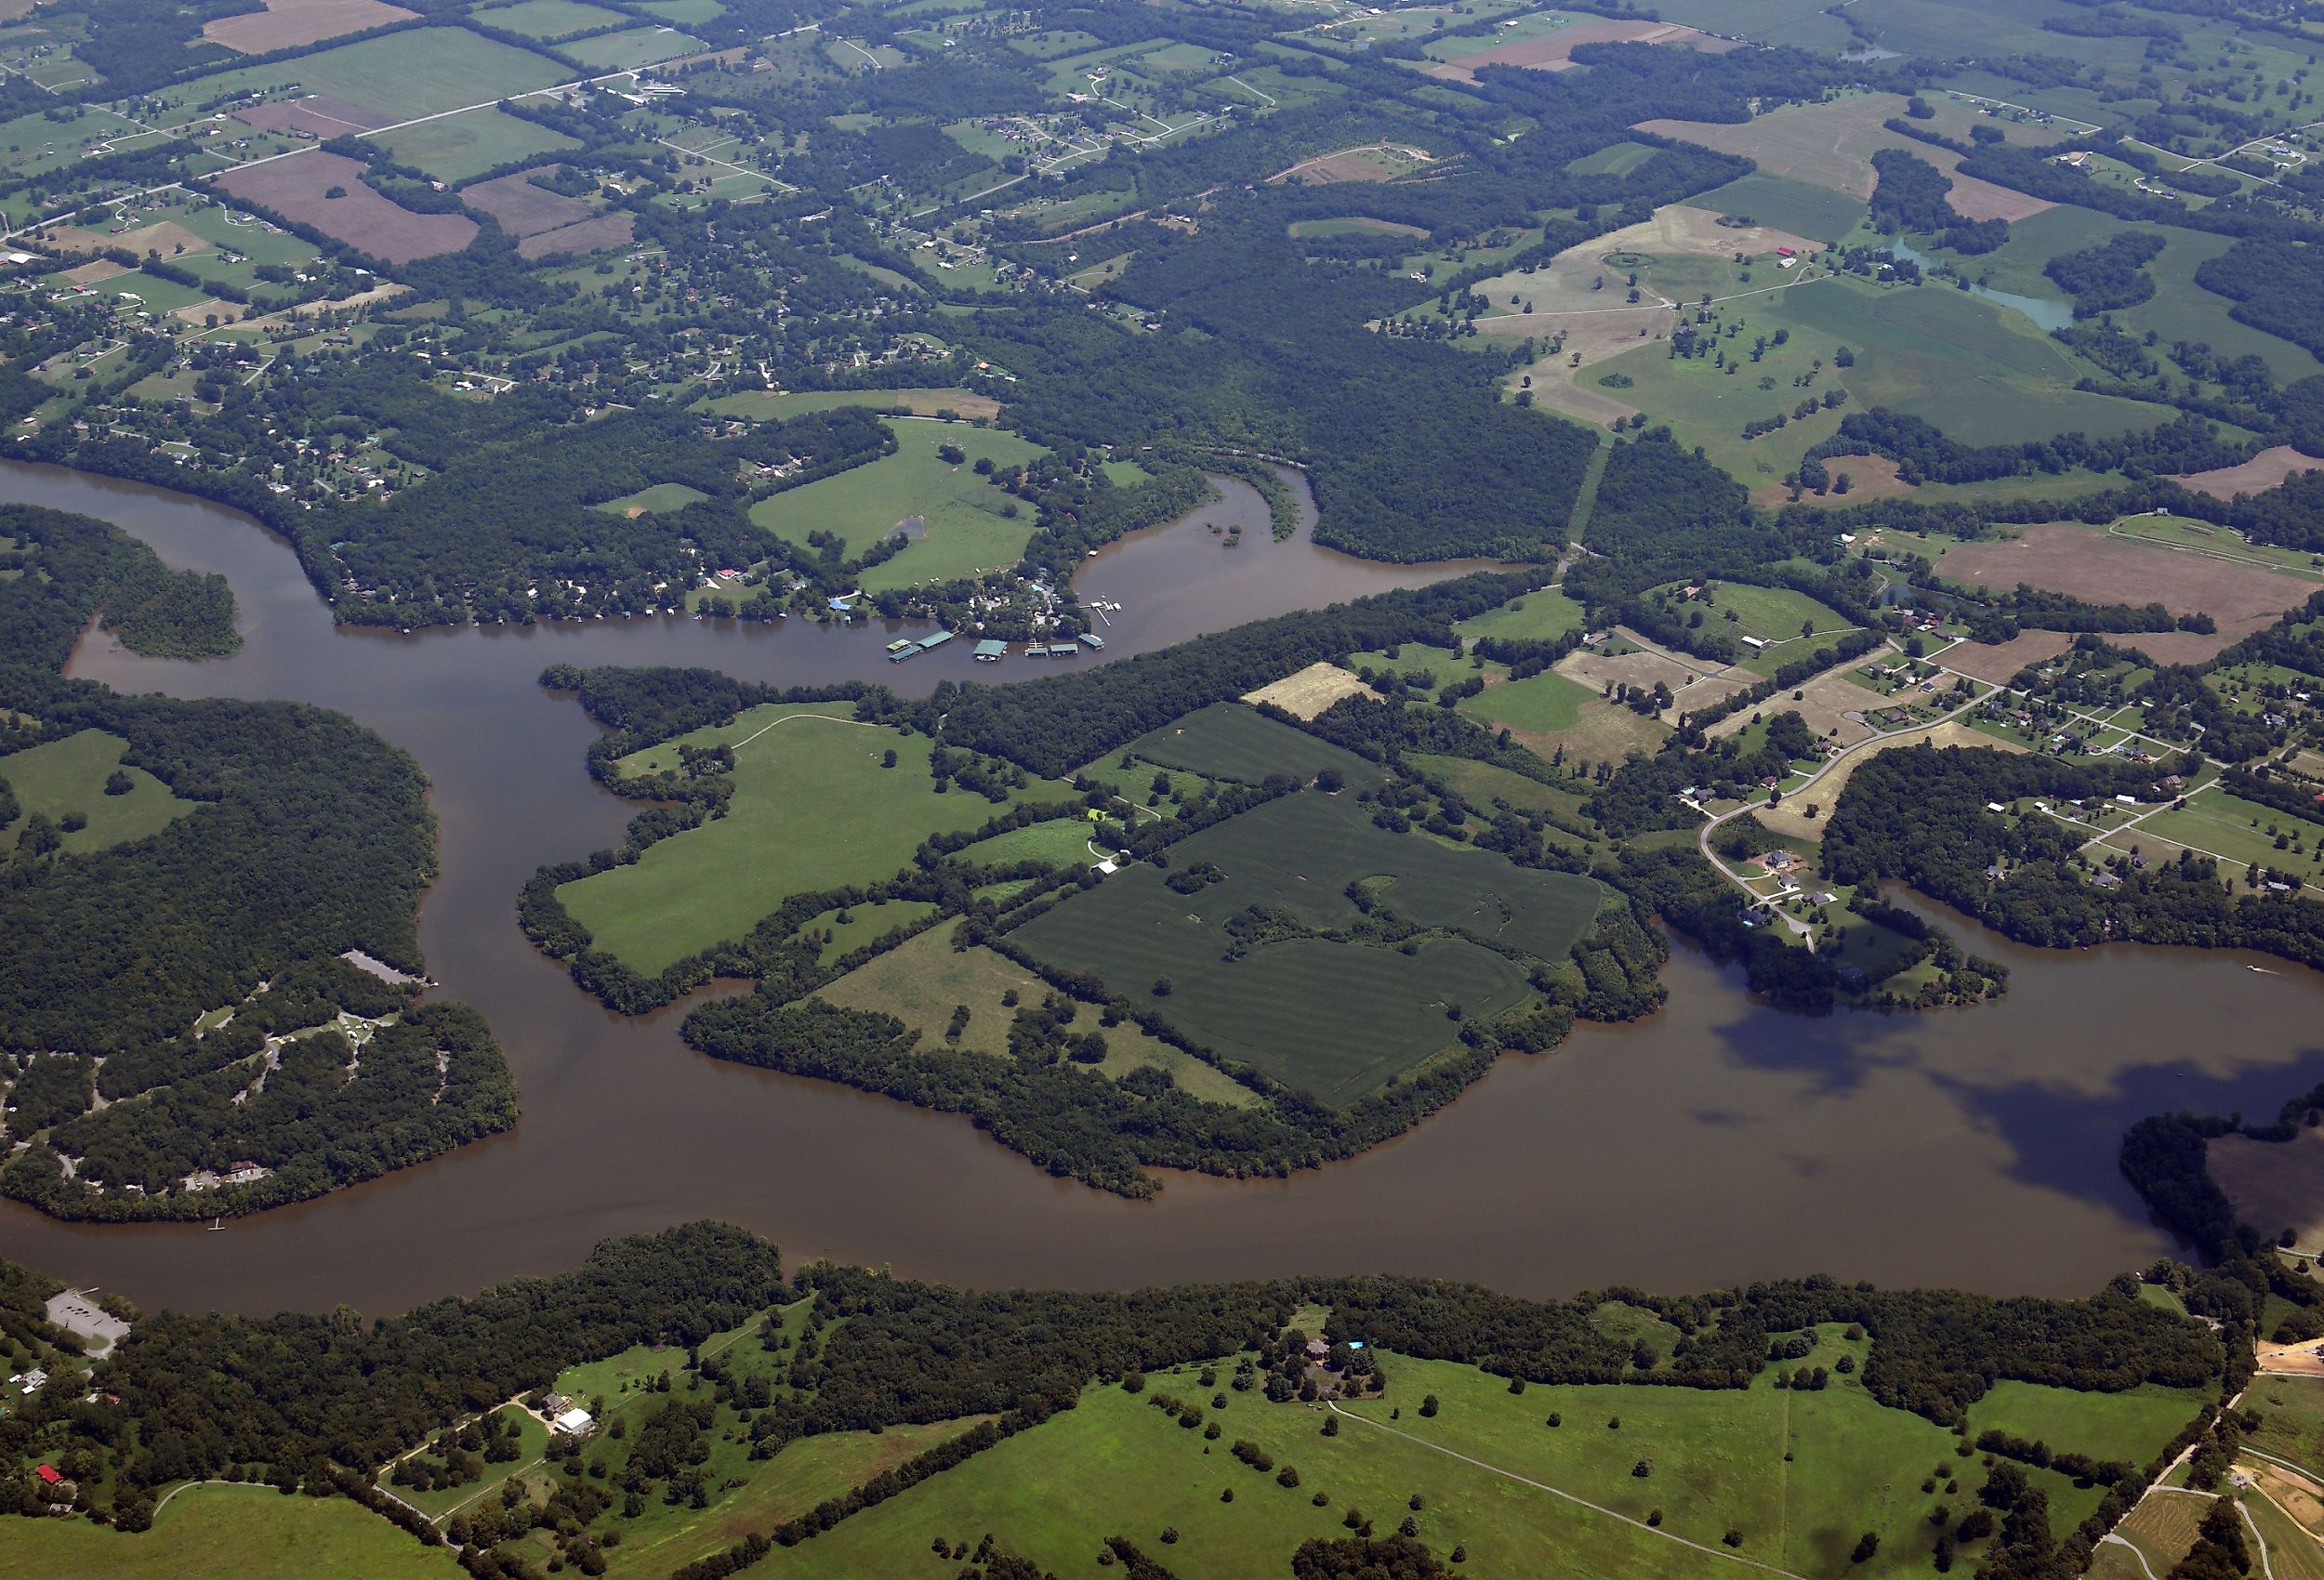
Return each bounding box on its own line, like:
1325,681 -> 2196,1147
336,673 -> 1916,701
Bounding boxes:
6,460 -> 2323,1316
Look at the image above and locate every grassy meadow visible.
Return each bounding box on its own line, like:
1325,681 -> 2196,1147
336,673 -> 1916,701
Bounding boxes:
0,1482 -> 462,1580
1117,703 -> 1384,790
749,422 -> 1045,590
0,728 -> 193,853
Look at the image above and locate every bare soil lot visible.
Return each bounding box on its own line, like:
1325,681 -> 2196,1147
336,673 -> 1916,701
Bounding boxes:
1940,522 -> 2309,654
2174,443 -> 2323,500
1707,660 -> 1882,748
1242,663 -> 1372,720
1936,628 -> 2074,685
462,167 -> 593,237
203,0 -> 418,53
232,94 -> 393,137
215,151 -> 477,263
516,214 -> 634,260
1426,18 -> 1737,83
1556,628 -> 1751,721
2212,1126 -> 2324,1254
1268,144 -> 1430,185
1636,95 -> 2051,220
59,257 -> 126,286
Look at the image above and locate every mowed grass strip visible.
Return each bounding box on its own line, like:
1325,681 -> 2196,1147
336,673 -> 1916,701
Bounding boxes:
1455,586 -> 1585,642
1116,702 -> 1384,790
1012,793 -> 1588,1103
0,728 -> 194,852
749,422 -> 1045,590
556,704 -> 1069,975
0,1481 -> 461,1580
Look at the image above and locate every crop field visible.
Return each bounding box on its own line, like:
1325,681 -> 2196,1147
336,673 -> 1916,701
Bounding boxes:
750,421 -> 1045,589
517,213 -> 633,258
956,815 -> 1103,869
814,928 -> 1260,1107
2174,446 -> 2324,503
557,703 -> 1071,974
1240,662 -> 1373,720
475,0 -> 630,40
1455,587 -> 1586,643
460,166 -> 595,234
2211,1127 -> 2324,1255
370,108 -> 576,184
1636,94 -> 2050,220
1935,628 -> 2074,685
159,28 -> 569,121
0,728 -> 193,854
214,151 -> 480,263
638,0 -> 724,21
1421,16 -> 1738,83
1651,0 -> 1856,48
1116,702 -> 1383,790
2115,230 -> 2324,385
0,1481 -> 461,1580
201,0 -> 420,54
1013,792 -> 1586,1101
1938,523 -> 2310,647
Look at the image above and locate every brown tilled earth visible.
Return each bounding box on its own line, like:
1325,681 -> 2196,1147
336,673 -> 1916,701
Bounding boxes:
215,151 -> 478,264
517,214 -> 635,260
2173,443 -> 2323,500
1425,18 -> 1738,83
1936,629 -> 2074,685
203,0 -> 418,54
462,167 -> 595,238
1939,523 -> 2310,657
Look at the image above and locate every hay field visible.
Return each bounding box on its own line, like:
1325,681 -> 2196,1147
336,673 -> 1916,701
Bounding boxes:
516,213 -> 633,259
202,0 -> 418,53
1636,94 -> 2052,220
460,166 -> 593,235
1936,629 -> 2075,685
1939,524 -> 2310,651
2175,444 -> 2322,500
1240,662 -> 1371,719
1755,718 -> 2019,841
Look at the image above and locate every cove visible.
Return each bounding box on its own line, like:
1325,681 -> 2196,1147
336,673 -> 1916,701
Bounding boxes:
6,459 -> 2324,1317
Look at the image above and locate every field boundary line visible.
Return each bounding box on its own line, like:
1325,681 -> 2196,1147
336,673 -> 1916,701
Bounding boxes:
1326,1401 -> 1810,1578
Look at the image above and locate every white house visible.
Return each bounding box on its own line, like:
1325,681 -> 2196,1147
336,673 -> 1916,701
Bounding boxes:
553,1406 -> 594,1437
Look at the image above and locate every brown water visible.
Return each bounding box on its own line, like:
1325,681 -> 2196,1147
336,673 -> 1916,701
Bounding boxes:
8,460 -> 2324,1317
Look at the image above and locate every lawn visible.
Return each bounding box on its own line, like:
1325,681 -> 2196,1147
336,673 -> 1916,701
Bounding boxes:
1674,582 -> 1859,676
749,422 -> 1045,590
0,728 -> 194,853
0,1482 -> 461,1580
555,704 -> 1071,975
1116,703 -> 1383,791
1012,792 -> 1593,1103
2107,790 -> 2324,888
368,106 -> 577,183
1455,587 -> 1585,643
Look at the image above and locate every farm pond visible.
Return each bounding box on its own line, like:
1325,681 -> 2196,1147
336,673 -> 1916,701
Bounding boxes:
8,457 -> 2324,1316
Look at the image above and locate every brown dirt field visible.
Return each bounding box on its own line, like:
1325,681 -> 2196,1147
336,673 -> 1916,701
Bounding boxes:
170,299 -> 249,326
1425,18 -> 1738,83
1274,149 -> 1407,185
231,95 -> 393,137
1556,629 -> 1752,723
202,0 -> 418,53
1750,454 -> 1913,509
1754,718 -> 2020,841
2113,1494 -> 2210,1573
1635,94 -> 2051,219
516,214 -> 635,260
2262,1338 -> 2324,1377
0,0 -> 38,18
461,168 -> 594,238
111,220 -> 214,258
1242,662 -> 1372,720
2251,1463 -> 2324,1537
1936,628 -> 2074,685
1708,659 -> 1885,749
2175,444 -> 2324,500
59,258 -> 126,286
2212,1127 -> 2324,1254
1940,522 -> 2310,643
215,151 -> 477,264
1469,204 -> 1821,343
286,281 -> 408,315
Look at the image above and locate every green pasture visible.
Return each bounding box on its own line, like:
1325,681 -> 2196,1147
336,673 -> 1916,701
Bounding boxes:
636,0 -> 724,20
1456,587 -> 1585,643
556,704 -> 1070,975
750,422 -> 1045,590
1961,1380 -> 2209,1469
475,0 -> 630,39
593,481 -> 708,515
957,817 -> 1103,870
1406,755 -> 1594,827
369,106 -> 577,184
1,729 -> 193,853
1117,703 -> 1383,791
1457,669 -> 1594,734
791,897 -> 940,964
2248,1374 -> 2324,1480
2116,230 -> 2324,386
562,27 -> 706,70
0,107 -> 150,183
0,1482 -> 461,1580
1013,792 -> 1591,1102
2108,516 -> 2324,579
151,30 -> 568,121
1567,140 -> 1659,178
2111,790 -> 2324,883
814,928 -> 1259,1108
1346,646 -> 1480,692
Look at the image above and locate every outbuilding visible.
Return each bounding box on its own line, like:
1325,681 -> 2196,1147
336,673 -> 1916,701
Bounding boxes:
553,1406 -> 595,1437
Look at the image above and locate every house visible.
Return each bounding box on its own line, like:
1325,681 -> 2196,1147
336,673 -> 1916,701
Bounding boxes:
553,1406 -> 595,1438
33,1464 -> 60,1485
